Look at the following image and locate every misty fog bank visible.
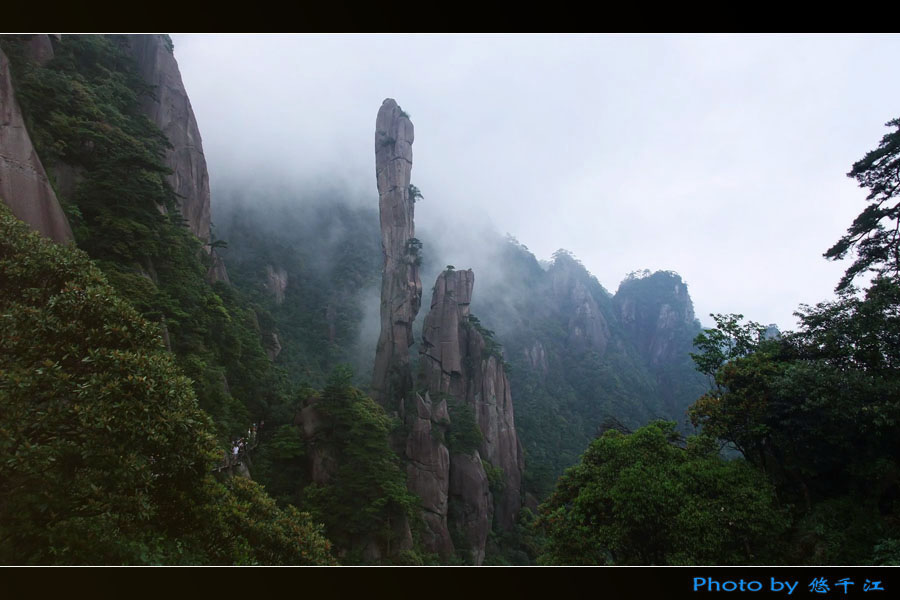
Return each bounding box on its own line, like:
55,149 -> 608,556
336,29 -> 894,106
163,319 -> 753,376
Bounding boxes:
174,34 -> 900,331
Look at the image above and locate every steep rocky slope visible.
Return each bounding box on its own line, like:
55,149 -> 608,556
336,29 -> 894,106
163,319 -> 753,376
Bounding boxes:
372,98 -> 421,404
124,34 -> 211,243
370,100 -> 525,564
0,44 -> 72,243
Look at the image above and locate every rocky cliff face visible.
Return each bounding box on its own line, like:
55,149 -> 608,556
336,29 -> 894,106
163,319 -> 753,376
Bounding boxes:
0,46 -> 72,243
22,35 -> 55,66
548,251 -> 611,356
264,264 -> 288,305
124,35 -> 211,243
368,100 -> 523,564
401,392 -> 453,556
613,271 -> 698,367
206,249 -> 230,284
367,99 -> 452,556
523,340 -> 549,374
416,269 -> 525,563
612,270 -> 706,419
372,98 -> 421,404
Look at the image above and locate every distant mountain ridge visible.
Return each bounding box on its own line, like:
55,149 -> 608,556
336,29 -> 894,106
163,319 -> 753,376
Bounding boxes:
0,34 -> 715,564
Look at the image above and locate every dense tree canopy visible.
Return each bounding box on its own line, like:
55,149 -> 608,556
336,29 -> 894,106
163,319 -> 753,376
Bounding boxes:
536,421 -> 786,565
688,296 -> 900,563
298,368 -> 424,564
538,116 -> 900,566
0,34 -> 285,443
0,205 -> 334,564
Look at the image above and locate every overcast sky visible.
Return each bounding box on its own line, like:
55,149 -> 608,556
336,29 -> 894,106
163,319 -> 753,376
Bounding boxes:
171,34 -> 900,330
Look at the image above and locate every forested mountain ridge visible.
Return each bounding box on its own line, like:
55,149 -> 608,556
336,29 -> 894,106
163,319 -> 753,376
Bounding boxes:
459,243 -> 707,496
1,33 -> 829,566
0,34 -> 383,564
0,202 -> 336,565
0,34 -> 275,441
536,117 -> 900,565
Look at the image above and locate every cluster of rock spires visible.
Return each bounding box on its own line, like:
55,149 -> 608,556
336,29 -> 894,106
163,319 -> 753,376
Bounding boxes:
2,36 -> 714,565
370,99 -> 524,564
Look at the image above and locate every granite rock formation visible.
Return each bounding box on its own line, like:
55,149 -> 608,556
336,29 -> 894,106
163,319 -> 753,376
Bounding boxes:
372,98 -> 421,404
23,34 -> 55,66
0,47 -> 73,243
124,35 -> 211,243
206,249 -> 230,284
549,252 -> 611,356
613,271 -> 697,367
265,332 -> 282,361
264,264 -> 288,305
448,451 -> 491,564
612,270 -> 706,417
418,269 -> 524,562
523,340 -> 549,375
401,392 -> 453,557
369,100 -> 523,564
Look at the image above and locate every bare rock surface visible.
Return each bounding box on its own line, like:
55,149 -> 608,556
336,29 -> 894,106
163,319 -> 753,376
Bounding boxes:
369,99 -> 523,564
0,48 -> 72,243
265,332 -> 282,361
264,265 -> 288,305
550,256 -> 610,355
23,35 -> 54,66
372,98 -> 421,403
403,392 -> 454,557
420,269 -> 525,562
124,35 -> 211,243
448,451 -> 491,565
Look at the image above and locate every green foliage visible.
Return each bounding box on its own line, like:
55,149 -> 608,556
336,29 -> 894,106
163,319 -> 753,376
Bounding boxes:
873,538 -> 900,565
408,184 -> 423,203
687,276 -> 900,564
216,197 -> 381,389
483,508 -> 543,566
196,476 -> 336,565
482,460 -> 505,494
405,237 -> 423,267
691,313 -> 769,382
536,422 -> 788,565
251,424 -> 308,506
465,314 -> 504,361
826,117 -> 900,291
298,367 -> 423,564
1,35 -> 291,442
0,206 -> 334,564
470,240 -> 706,499
444,395 -> 483,455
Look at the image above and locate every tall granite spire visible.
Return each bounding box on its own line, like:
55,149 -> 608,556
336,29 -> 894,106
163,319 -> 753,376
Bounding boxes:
369,99 -> 524,563
421,269 -> 525,561
372,98 -> 422,404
